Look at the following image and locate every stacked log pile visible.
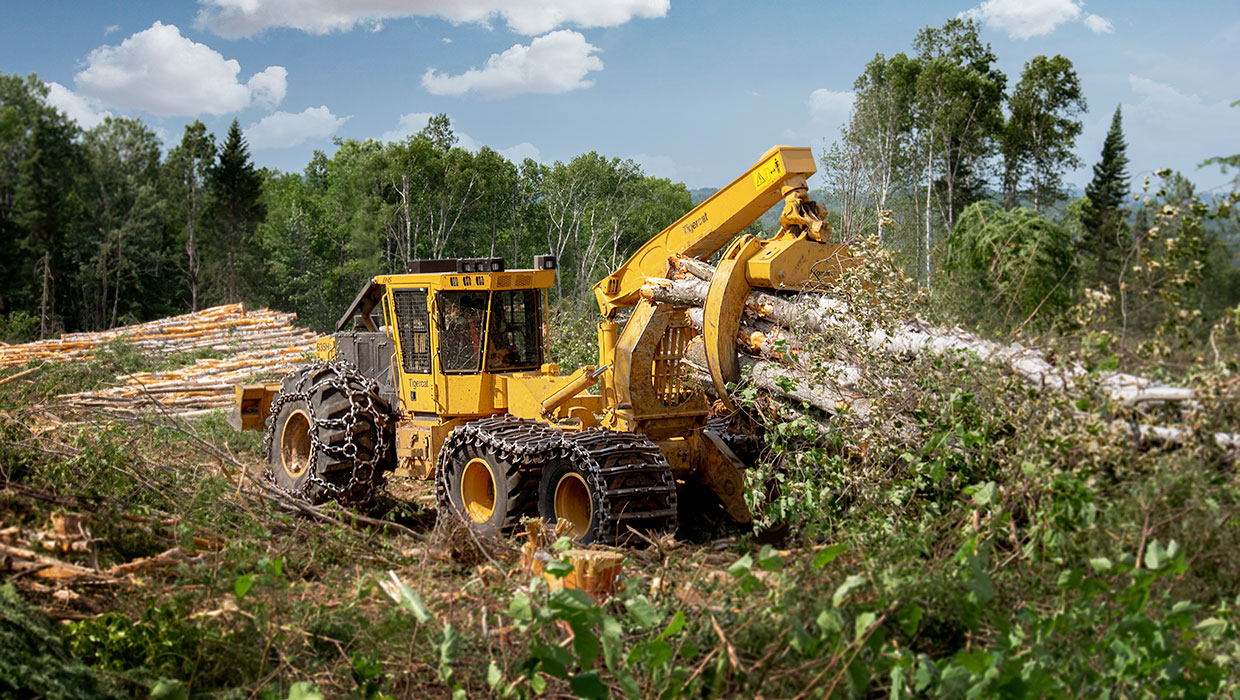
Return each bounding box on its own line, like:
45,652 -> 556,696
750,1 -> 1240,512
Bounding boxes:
0,304 -> 319,417
648,257 -> 1240,457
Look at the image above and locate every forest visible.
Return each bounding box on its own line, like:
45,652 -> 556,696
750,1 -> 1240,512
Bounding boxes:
2,18 -> 1238,342
2,16 -> 1240,700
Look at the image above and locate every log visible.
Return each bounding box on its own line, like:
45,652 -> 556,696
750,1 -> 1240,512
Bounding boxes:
648,263 -> 1238,459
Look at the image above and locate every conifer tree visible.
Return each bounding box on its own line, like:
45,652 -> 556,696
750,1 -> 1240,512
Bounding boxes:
1080,106 -> 1129,284
206,120 -> 265,304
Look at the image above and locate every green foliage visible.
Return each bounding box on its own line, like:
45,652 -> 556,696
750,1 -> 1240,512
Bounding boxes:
547,298 -> 598,372
0,584 -> 116,698
66,602 -> 205,684
940,201 -> 1077,329
1001,54 -> 1087,211
0,310 -> 39,342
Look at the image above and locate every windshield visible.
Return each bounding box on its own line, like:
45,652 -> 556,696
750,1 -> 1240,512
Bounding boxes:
437,291 -> 488,372
486,289 -> 542,371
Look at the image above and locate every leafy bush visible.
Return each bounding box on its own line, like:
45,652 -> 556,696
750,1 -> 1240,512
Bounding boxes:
940,202 -> 1077,330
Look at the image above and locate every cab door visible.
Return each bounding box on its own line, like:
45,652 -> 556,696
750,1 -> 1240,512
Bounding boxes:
385,287 -> 435,414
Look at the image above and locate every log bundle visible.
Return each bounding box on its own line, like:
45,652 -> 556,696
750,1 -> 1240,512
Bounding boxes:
0,303 -> 320,417
651,257 -> 1239,457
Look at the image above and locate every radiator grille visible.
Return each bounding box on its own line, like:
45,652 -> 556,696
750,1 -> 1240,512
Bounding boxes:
652,316 -> 695,407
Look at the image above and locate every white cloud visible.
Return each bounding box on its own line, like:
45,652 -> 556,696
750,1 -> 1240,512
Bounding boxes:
442,36 -> 452,44
196,0 -> 668,37
962,0 -> 1112,39
43,82 -> 113,129
807,88 -> 855,135
104,24 -> 120,35
74,21 -> 287,116
1083,13 -> 1114,34
379,112 -> 481,149
422,30 -> 602,98
498,142 -> 540,163
1099,74 -> 1239,184
246,66 -> 289,109
246,106 -> 350,149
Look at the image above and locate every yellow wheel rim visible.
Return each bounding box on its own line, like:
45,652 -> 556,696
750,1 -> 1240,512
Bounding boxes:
460,458 -> 497,523
554,472 -> 593,538
281,409 -> 312,479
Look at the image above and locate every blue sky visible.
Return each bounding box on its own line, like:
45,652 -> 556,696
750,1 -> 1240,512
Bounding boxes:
3,0 -> 1237,194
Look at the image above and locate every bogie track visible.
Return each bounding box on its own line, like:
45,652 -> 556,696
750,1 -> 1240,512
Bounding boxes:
436,416 -> 678,545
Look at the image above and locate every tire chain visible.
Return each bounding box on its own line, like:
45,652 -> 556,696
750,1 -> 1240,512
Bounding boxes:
263,359 -> 393,504
435,415 -> 678,545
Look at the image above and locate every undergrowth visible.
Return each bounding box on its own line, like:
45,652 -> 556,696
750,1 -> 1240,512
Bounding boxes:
0,248 -> 1237,698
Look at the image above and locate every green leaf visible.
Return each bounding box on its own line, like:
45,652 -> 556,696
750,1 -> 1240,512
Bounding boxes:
644,639 -> 673,667
545,558 -> 575,579
657,609 -> 685,640
439,623 -> 461,682
1088,557 -> 1113,573
625,595 -> 663,629
601,615 -> 624,670
1145,540 -> 1167,570
508,593 -> 533,624
756,545 -> 784,571
389,574 -> 432,623
833,574 -> 867,607
812,543 -> 848,569
549,588 -> 594,613
727,554 -> 754,577
151,679 -> 188,700
487,661 -> 502,688
569,671 -> 609,699
897,603 -> 923,637
854,611 -> 878,640
532,643 -> 574,679
234,573 -> 254,599
968,481 -> 997,507
571,620 -> 601,668
1195,617 -> 1228,637
286,682 -> 323,700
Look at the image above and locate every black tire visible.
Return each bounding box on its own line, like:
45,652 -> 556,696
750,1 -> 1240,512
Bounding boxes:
264,362 -> 393,507
539,430 -> 678,546
436,439 -> 537,538
538,457 -> 603,543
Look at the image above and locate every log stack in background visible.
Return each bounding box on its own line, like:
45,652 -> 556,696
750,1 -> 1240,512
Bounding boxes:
0,304 -> 320,418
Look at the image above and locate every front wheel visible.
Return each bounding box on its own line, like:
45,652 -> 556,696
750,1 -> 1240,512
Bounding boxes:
263,362 -> 393,506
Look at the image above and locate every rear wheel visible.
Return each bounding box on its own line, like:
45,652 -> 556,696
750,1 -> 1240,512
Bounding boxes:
438,446 -> 519,537
435,417 -> 549,537
539,430 -> 678,545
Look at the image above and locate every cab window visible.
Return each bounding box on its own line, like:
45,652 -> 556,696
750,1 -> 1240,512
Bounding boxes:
487,290 -> 542,371
437,291 -> 488,372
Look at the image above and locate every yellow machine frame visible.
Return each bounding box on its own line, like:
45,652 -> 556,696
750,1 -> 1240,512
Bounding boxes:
233,145 -> 853,528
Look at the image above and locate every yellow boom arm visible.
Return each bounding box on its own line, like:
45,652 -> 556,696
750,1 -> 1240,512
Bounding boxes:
595,145 -> 855,411
592,146 -> 819,318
